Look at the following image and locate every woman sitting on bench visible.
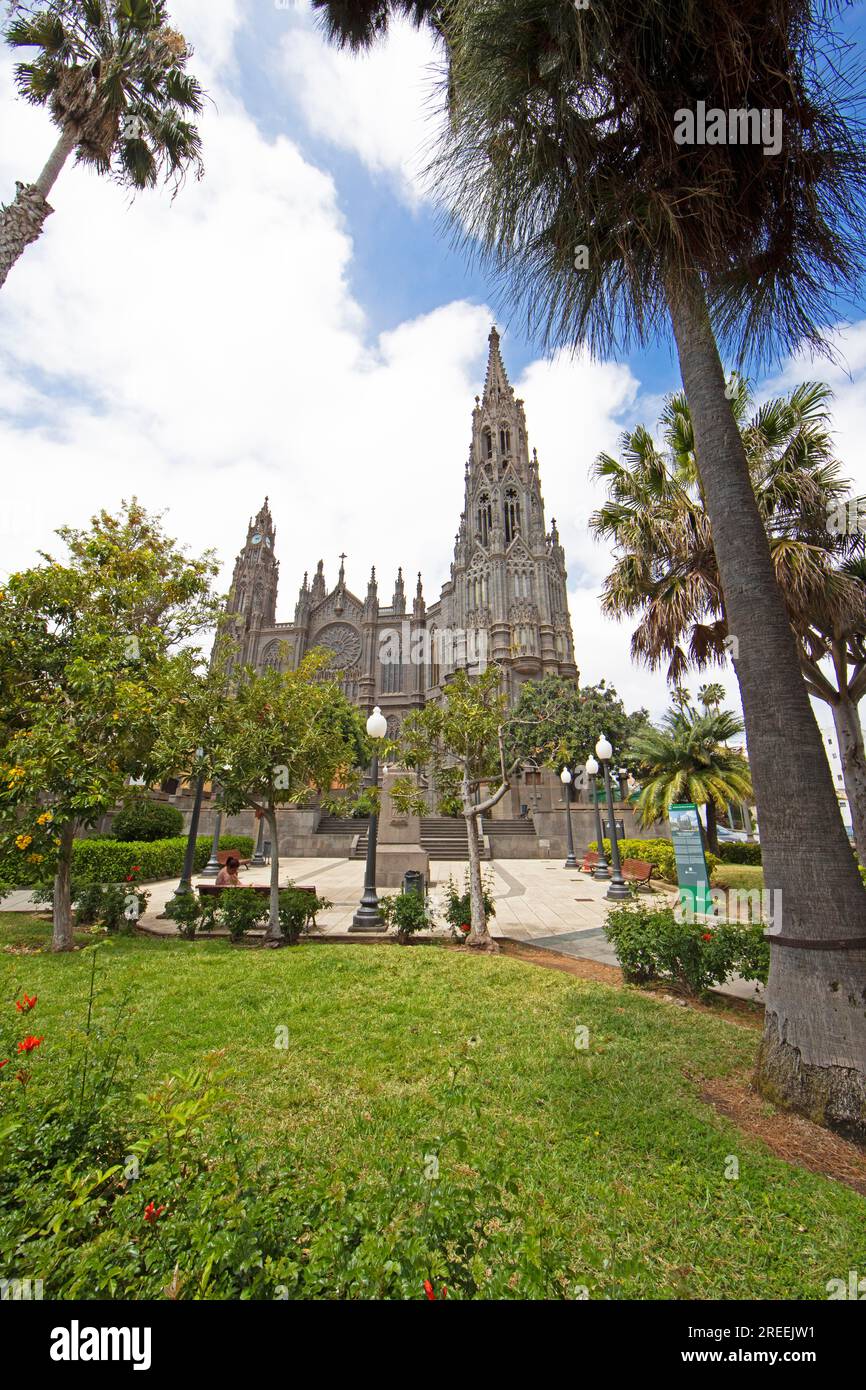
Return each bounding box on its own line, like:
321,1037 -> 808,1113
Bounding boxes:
214,855 -> 242,887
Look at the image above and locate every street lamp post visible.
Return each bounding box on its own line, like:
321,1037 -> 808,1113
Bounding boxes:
585,755 -> 610,879
351,706 -> 387,931
251,813 -> 267,867
170,751 -> 205,902
560,766 -> 577,869
596,734 -> 629,901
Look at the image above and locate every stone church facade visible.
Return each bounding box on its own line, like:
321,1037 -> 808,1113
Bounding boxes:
223,327 -> 578,737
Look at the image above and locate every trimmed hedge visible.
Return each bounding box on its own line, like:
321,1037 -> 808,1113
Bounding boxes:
716,841 -> 762,865
588,836 -> 720,885
111,800 -> 184,843
70,834 -> 254,885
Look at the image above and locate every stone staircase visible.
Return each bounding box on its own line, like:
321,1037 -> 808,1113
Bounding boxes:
316,813 -> 538,861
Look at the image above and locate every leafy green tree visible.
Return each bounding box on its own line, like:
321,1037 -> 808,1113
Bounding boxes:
0,501 -> 219,950
157,653 -> 368,941
315,0 -> 866,1133
391,666 -> 515,948
697,684 -> 725,714
590,383 -> 866,851
506,676 -> 648,779
1,0 -> 205,289
627,707 -> 753,855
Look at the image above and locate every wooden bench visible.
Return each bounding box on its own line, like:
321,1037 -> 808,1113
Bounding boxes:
621,858 -> 653,889
581,851 -> 599,873
215,850 -> 250,869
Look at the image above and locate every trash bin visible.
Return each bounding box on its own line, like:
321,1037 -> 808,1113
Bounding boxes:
402,870 -> 424,896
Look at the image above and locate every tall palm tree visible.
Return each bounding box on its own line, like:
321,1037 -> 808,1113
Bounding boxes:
627,707 -> 753,855
590,383 -> 866,852
0,0 -> 204,290
314,0 -> 866,1136
697,684 -> 725,714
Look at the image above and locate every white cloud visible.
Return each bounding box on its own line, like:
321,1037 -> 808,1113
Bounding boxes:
279,6 -> 446,206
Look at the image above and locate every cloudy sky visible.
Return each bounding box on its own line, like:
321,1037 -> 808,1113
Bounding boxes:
1,0 -> 865,729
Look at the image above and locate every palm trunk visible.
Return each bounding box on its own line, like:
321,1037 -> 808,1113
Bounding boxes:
263,807 -> 282,942
829,695 -> 866,855
666,272 -> 866,1140
51,821 -> 76,953
705,799 -> 719,856
0,127 -> 77,291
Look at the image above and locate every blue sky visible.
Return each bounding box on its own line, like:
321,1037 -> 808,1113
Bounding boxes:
0,0 -> 865,730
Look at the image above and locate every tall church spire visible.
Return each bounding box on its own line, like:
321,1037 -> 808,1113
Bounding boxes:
483,325 -> 513,404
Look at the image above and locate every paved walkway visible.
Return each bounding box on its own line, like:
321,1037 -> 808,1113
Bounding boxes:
0,857 -> 764,1003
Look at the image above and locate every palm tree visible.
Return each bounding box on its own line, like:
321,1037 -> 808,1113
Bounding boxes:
0,0 -> 204,290
590,383 -> 866,852
313,0 -> 866,1135
697,684 -> 725,714
628,707 -> 752,855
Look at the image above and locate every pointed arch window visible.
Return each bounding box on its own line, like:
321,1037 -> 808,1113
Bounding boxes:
504,487 -> 521,544
500,426 -> 511,456
477,492 -> 491,546
429,626 -> 440,688
483,428 -> 493,459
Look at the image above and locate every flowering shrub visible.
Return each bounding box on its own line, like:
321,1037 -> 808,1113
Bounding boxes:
442,871 -> 496,934
604,901 -> 769,996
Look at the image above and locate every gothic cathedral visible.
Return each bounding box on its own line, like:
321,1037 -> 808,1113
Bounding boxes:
224,328 -> 578,740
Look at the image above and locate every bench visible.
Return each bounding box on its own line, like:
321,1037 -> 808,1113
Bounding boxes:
215,850 -> 250,869
581,851 -> 599,873
621,858 -> 653,889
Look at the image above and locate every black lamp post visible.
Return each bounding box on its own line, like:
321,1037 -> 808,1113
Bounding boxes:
169,751 -> 205,903
351,706 -> 387,931
251,813 -> 267,866
560,766 -> 577,868
596,734 -> 629,901
585,754 -> 609,879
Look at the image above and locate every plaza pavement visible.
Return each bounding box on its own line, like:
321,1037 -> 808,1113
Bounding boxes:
0,857 -> 764,1003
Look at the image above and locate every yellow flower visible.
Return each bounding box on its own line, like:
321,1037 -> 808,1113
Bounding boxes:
15,834 -> 32,851
26,853 -> 44,864
36,811 -> 53,826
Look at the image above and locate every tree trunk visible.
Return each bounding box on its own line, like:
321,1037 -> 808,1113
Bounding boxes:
830,694 -> 866,855
51,821 -> 76,953
666,272 -> 866,1139
0,127 -> 77,291
263,807 -> 283,942
463,804 -> 490,948
705,799 -> 719,856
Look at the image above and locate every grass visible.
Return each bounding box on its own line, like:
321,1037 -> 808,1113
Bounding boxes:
711,864 -> 765,892
2,913 -> 864,1299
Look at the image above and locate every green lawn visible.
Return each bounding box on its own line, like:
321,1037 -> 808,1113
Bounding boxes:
1,914 -> 863,1299
712,863 -> 764,892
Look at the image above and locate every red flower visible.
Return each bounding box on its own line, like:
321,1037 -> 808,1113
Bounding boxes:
423,1279 -> 436,1300
15,993 -> 37,1013
17,1035 -> 43,1054
702,933 -> 712,942
0,1059 -> 8,1070
459,924 -> 470,934
144,1201 -> 165,1225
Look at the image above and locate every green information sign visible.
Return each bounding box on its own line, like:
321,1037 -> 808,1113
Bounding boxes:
668,803 -> 711,917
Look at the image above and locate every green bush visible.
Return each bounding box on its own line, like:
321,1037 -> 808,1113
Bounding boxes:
604,901 -> 769,995
277,885 -> 332,944
379,888 -> 435,942
111,799 -> 184,843
218,887 -> 269,941
589,837 -> 719,884
442,871 -> 496,931
716,841 -> 762,865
